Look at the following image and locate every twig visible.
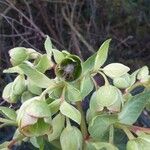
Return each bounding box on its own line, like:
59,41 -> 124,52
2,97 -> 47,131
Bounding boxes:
70,0 -> 77,23
34,1 -> 59,41
72,32 -> 83,59
5,0 -> 45,38
1,14 -> 37,49
24,0 -> 33,21
62,8 -> 95,53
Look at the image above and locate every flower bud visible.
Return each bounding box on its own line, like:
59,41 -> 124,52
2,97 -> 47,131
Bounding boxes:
137,66 -> 149,82
9,47 -> 29,66
55,55 -> 82,82
113,73 -> 131,89
9,47 -> 40,66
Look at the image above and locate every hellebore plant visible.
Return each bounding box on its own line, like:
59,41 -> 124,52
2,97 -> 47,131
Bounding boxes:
1,36 -> 150,150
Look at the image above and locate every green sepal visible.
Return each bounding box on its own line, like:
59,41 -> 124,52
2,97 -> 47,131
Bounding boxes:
60,125 -> 83,150
48,113 -> 65,141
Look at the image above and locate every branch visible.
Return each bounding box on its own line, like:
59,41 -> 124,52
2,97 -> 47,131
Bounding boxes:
62,8 -> 95,53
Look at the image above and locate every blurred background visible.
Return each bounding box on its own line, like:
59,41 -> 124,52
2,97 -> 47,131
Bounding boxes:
0,0 -> 150,149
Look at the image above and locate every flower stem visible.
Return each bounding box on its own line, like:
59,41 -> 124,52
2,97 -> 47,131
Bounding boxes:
76,101 -> 88,149
126,81 -> 143,93
109,125 -> 114,144
98,71 -> 109,86
115,123 -> 135,140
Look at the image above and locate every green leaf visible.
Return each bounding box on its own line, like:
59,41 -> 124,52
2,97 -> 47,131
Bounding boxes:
2,83 -> 13,102
60,126 -> 83,150
92,142 -> 119,150
60,101 -> 81,124
82,53 -> 97,74
67,84 -> 82,102
44,35 -> 52,57
0,142 -> 10,150
80,75 -> 94,99
48,99 -> 61,115
130,69 -> 139,86
103,63 -> 130,79
52,49 -> 65,64
118,90 -> 150,125
0,106 -> 17,121
88,114 -> 118,140
30,137 -> 40,148
94,39 -> 111,71
27,78 -> 42,95
13,75 -> 26,95
3,66 -> 24,74
44,36 -> 64,64
30,136 -> 45,149
19,62 -> 54,88
48,113 -> 65,141
49,86 -> 63,99
89,91 -> 98,111
35,54 -> 52,73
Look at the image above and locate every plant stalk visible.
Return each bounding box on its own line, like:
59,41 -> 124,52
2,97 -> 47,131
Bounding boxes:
109,125 -> 114,144
76,101 -> 88,149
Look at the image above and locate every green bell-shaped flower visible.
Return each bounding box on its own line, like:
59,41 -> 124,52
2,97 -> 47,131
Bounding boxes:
60,125 -> 83,150
96,85 -> 122,112
17,97 -> 52,137
55,55 -> 82,82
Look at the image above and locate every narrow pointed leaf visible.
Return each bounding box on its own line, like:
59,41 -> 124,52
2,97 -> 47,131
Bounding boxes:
35,54 -> 52,73
48,113 -> 65,141
67,84 -> 82,102
19,62 -> 54,88
60,101 -> 81,124
3,66 -> 23,74
52,49 -> 65,64
0,106 -> 17,121
80,75 -> 94,99
82,53 -> 97,74
44,35 -> 52,57
94,39 -> 111,70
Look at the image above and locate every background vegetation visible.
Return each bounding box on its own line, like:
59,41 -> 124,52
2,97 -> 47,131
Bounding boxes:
0,0 -> 150,149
